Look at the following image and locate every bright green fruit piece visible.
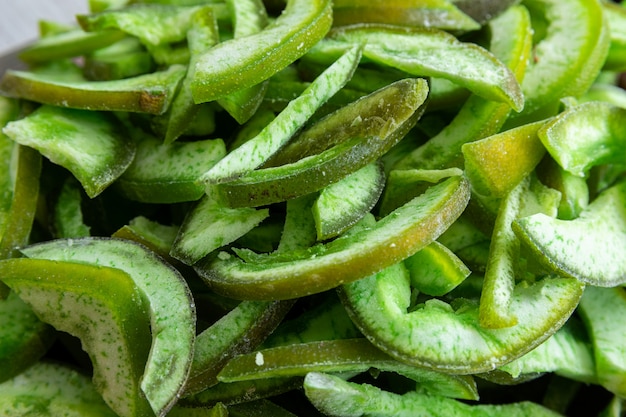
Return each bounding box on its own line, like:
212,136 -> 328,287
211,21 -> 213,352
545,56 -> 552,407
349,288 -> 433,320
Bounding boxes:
191,0 -> 333,103
495,318 -> 596,384
462,120 -> 546,197
537,101 -> 626,177
276,194 -> 318,252
603,1 -> 626,72
332,0 -> 480,31
20,238 -> 196,417
313,162 -> 385,240
304,372 -> 564,417
218,338 -> 478,400
116,131 -> 226,203
3,105 -> 134,198
511,0 -> 609,120
403,240 -> 470,296
339,262 -> 584,374
513,180 -> 626,287
0,258 -> 153,417
215,78 -> 426,208
112,216 -> 179,261
0,291 -> 56,384
0,362 -> 119,417
18,28 -> 126,65
391,4 -> 532,171
170,191 -> 270,265
310,22 -> 524,111
184,300 -> 294,395
578,286 -> 626,397
196,175 -> 470,300
478,177 -> 529,329
52,177 -> 91,239
0,65 -> 186,114
200,45 -> 361,185
78,4 -> 204,47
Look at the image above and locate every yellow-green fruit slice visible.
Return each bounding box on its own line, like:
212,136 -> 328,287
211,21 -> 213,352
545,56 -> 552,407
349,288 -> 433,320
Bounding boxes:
196,175 -> 470,300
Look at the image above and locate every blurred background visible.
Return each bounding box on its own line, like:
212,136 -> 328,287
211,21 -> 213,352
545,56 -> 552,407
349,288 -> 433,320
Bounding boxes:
0,0 -> 88,55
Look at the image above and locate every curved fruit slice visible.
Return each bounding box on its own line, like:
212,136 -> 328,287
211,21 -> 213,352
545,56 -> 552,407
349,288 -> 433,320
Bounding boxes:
513,180 -> 626,287
510,0 -> 609,120
304,372 -> 564,417
116,132 -> 226,203
314,22 -> 523,111
339,262 -> 584,374
190,0 -> 333,103
217,338 -> 479,400
3,105 -> 134,198
20,238 -> 196,417
199,45 -> 361,185
313,162 -> 385,240
213,78 -> 427,208
196,175 -> 470,300
537,101 -> 626,177
0,65 -> 186,114
578,286 -> 626,397
331,0 -> 480,31
184,299 -> 294,396
0,258 -> 153,417
0,291 -> 56,384
0,362 -> 119,417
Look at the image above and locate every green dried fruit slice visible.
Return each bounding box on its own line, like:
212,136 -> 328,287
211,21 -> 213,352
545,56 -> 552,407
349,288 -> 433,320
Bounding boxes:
196,176 -> 470,300
0,258 -> 153,417
20,238 -> 196,417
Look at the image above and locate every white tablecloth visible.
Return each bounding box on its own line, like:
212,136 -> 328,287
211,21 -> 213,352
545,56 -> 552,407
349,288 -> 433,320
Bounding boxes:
0,0 -> 89,56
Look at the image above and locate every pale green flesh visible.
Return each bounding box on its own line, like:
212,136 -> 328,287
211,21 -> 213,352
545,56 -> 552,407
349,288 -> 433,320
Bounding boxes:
218,338 -> 478,400
197,176 -> 470,300
538,101 -> 626,177
514,180 -> 626,287
0,291 -> 56,383
495,317 -> 596,383
3,105 -> 134,198
315,22 -> 523,111
0,258 -> 152,417
117,133 -> 226,203
170,191 -> 270,265
20,238 -> 196,417
339,262 -> 584,374
512,0 -> 608,119
578,286 -> 626,397
0,362 -> 118,417
313,162 -> 385,240
392,4 -> 532,171
199,45 -> 362,185
304,372 -> 563,417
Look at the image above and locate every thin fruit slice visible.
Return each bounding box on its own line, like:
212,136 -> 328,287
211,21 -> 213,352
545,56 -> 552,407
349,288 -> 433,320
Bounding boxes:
190,0 -> 333,103
0,65 -> 186,114
0,291 -> 56,384
3,105 -> 134,198
313,162 -> 385,240
339,262 -> 584,374
513,180 -> 626,287
0,362 -> 119,417
20,238 -> 196,417
196,176 -> 470,300
0,258 -> 153,417
218,338 -> 479,400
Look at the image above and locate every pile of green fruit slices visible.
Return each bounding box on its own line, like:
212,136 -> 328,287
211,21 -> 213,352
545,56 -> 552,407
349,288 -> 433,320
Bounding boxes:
1,0 -> 626,416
